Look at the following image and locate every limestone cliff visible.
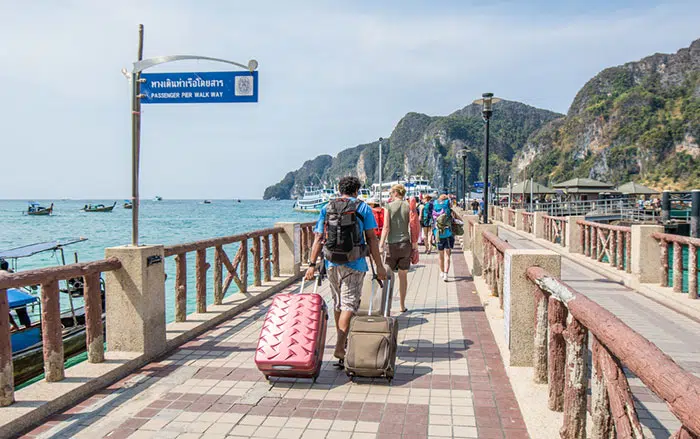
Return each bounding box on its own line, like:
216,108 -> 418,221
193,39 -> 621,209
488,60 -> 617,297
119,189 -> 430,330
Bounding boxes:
515,38 -> 700,190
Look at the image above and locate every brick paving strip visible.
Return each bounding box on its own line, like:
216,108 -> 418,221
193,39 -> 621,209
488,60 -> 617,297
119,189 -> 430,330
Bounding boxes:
20,247 -> 528,439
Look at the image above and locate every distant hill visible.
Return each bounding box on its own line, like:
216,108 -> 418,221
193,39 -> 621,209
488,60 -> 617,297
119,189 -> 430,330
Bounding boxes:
515,38 -> 700,190
263,101 -> 562,199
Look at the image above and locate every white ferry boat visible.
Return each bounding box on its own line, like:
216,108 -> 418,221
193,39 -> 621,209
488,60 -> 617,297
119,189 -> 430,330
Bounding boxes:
292,186 -> 335,213
371,176 -> 435,202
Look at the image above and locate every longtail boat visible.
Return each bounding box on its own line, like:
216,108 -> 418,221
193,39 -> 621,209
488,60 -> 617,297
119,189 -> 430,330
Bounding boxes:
25,202 -> 53,216
82,202 -> 117,212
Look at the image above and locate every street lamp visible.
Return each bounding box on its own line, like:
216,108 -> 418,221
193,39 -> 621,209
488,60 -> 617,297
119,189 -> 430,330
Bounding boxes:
456,148 -> 470,210
473,93 -> 501,223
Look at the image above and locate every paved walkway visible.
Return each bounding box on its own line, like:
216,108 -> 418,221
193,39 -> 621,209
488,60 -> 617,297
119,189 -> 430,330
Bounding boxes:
20,247 -> 528,439
500,227 -> 700,438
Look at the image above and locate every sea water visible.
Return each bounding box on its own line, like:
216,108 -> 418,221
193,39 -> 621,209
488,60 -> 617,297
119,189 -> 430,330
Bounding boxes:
0,199 -> 316,322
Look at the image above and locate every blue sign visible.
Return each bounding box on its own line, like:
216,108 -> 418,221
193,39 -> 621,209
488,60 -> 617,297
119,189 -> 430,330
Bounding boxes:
140,71 -> 258,104
473,182 -> 491,188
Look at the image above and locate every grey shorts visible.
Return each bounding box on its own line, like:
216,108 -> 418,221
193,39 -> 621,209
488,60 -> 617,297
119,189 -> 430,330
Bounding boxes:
327,265 -> 366,312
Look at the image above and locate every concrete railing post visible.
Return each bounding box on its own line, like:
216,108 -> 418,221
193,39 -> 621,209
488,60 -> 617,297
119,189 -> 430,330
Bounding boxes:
631,225 -> 664,284
462,215 -> 478,252
515,209 -> 525,231
503,249 -> 561,366
275,222 -> 301,276
472,224 -> 498,276
105,245 -> 166,358
566,216 -> 586,254
534,212 -> 546,239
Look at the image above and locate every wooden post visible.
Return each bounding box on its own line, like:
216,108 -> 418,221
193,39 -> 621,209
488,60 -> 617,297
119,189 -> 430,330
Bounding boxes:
41,279 -> 65,382
253,236 -> 261,287
590,224 -> 596,260
175,253 -> 187,322
560,317 -> 588,439
0,288 -> 14,406
533,285 -> 548,384
584,225 -> 590,257
616,230 -> 624,270
599,340 -> 644,438
673,242 -> 683,293
689,246 -> 698,300
661,239 -> 669,287
608,230 -> 615,267
263,234 -> 271,282
591,337 -> 613,439
241,239 -> 248,292
562,220 -> 567,247
579,224 -> 585,256
272,232 -> 280,277
626,231 -> 632,273
196,249 -> 207,313
84,273 -> 104,363
214,246 -> 223,305
548,296 -> 567,411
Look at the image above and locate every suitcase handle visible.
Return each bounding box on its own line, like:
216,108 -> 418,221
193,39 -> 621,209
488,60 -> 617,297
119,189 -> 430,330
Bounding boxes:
299,274 -> 320,295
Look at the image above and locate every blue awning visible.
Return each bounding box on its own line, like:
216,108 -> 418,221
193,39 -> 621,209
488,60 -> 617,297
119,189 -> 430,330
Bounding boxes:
7,289 -> 39,308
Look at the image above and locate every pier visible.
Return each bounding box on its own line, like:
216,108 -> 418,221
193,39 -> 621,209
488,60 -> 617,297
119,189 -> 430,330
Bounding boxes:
1,212 -> 700,439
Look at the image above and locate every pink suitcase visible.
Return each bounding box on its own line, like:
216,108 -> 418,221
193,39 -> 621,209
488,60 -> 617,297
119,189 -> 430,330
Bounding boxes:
255,277 -> 328,380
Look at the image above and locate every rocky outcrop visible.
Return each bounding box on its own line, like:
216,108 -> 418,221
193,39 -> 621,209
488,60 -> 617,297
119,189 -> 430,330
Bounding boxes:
516,38 -> 700,189
264,101 -> 562,199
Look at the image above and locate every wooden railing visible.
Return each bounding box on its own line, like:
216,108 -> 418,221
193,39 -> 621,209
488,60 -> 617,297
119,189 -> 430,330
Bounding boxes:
577,220 -> 631,273
0,258 -> 122,405
543,215 -> 567,247
507,208 -> 517,227
163,227 -> 283,321
522,211 -> 534,234
300,221 -> 316,265
652,232 -> 699,299
527,266 -> 700,439
482,230 -> 514,309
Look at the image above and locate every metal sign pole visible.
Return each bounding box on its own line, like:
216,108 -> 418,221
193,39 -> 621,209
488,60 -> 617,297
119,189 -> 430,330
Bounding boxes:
132,24 -> 144,246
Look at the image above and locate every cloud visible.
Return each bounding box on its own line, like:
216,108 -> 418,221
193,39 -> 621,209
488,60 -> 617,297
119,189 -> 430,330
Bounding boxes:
0,0 -> 697,199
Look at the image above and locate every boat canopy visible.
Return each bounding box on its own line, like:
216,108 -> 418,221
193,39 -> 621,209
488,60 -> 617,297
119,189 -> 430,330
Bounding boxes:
7,288 -> 39,308
0,237 -> 87,260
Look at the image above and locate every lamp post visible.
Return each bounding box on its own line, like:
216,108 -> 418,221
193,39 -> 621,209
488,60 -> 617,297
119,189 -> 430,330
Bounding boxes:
456,148 -> 470,210
473,93 -> 501,223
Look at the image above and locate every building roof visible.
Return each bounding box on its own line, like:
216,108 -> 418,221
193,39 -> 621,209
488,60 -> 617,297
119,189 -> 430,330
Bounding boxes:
552,178 -> 614,192
616,181 -> 659,195
508,181 -> 555,195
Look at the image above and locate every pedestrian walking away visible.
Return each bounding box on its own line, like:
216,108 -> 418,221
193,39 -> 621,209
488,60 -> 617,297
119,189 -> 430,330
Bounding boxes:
305,176 -> 387,369
419,194 -> 434,254
379,184 -> 417,313
367,198 -> 384,239
432,194 -> 462,282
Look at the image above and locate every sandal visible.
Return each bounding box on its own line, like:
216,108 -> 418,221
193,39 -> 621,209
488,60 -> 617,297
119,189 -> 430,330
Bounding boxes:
400,308 -> 409,313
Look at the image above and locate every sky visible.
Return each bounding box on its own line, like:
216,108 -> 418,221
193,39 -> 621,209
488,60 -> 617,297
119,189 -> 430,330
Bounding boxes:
0,0 -> 698,199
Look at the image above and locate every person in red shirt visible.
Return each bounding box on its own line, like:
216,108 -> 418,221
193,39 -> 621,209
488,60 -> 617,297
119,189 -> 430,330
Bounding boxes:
367,199 -> 384,239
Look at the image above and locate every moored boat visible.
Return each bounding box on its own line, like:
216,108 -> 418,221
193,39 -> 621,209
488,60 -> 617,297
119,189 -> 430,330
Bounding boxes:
82,202 -> 117,212
25,202 -> 53,216
203,200 -> 212,204
293,186 -> 333,213
154,195 -> 163,201
123,200 -> 133,209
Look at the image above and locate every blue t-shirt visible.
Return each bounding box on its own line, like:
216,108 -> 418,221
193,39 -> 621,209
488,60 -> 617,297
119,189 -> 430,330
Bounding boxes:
432,199 -> 453,239
314,198 -> 377,272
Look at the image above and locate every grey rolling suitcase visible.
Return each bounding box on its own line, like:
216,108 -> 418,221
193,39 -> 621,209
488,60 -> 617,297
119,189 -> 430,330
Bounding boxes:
345,264 -> 398,382
358,263 -> 394,316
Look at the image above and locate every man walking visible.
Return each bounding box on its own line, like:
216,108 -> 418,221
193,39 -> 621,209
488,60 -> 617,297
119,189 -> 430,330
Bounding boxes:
305,176 -> 387,368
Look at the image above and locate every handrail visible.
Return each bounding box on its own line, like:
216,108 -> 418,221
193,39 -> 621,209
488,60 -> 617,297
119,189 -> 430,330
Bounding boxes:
1,258 -> 123,404
578,220 -> 631,273
482,231 -> 513,308
163,227 -> 283,257
0,258 -> 121,290
543,215 -> 567,247
164,226 -> 284,320
576,219 -> 631,233
651,232 -> 699,298
527,266 -> 700,437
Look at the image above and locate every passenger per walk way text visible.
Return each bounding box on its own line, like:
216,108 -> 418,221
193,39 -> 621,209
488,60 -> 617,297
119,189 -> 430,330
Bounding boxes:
500,227 -> 700,438
20,246 -> 528,439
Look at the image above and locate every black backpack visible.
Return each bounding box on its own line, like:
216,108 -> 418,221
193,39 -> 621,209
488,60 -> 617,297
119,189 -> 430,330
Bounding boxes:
323,198 -> 368,264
